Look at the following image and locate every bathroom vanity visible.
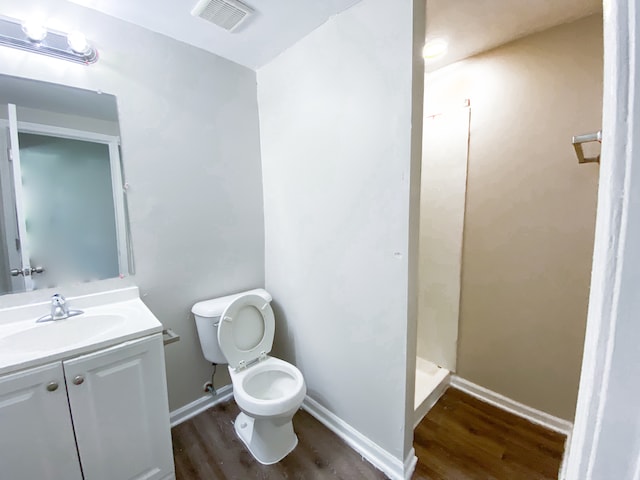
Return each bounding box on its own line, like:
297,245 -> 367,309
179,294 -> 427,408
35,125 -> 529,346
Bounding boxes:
0,287 -> 175,480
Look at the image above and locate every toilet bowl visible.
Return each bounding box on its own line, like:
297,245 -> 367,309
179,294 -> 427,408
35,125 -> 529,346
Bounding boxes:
192,289 -> 306,465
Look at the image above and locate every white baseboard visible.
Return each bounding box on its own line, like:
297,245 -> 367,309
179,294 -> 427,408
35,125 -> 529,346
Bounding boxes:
414,372 -> 450,428
403,448 -> 418,480
170,384 -> 233,427
449,376 -> 573,435
302,396 -> 413,480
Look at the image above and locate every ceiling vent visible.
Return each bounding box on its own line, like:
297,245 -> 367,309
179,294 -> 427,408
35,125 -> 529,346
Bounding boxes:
190,0 -> 254,32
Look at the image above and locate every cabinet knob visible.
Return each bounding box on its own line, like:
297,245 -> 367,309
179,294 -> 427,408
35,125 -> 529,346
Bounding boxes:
46,381 -> 59,392
72,375 -> 85,385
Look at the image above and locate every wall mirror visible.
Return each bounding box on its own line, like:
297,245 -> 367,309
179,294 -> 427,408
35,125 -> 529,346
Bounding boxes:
0,74 -> 133,296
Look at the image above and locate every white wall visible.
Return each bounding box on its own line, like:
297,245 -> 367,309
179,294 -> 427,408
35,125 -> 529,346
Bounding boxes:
258,0 -> 421,469
417,107 -> 469,370
0,0 -> 264,411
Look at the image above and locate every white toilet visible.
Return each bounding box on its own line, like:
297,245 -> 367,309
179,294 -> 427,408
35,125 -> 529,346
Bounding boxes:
192,289 -> 306,465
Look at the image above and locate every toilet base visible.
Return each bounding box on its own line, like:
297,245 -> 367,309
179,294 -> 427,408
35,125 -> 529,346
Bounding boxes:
234,411 -> 298,465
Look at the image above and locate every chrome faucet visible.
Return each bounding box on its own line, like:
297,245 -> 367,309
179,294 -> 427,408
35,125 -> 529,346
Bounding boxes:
37,294 -> 84,323
51,293 -> 70,320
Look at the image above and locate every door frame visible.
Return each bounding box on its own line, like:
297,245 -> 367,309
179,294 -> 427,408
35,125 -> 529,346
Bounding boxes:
1,105 -> 31,291
0,116 -> 129,282
0,130 -> 24,293
564,0 -> 640,478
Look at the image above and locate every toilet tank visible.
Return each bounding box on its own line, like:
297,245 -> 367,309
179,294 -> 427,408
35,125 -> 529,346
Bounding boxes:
192,288 -> 272,364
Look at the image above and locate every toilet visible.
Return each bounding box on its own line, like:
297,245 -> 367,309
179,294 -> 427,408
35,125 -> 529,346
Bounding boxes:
192,289 -> 306,465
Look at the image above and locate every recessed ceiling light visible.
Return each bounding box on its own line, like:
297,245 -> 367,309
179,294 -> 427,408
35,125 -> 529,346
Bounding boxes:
21,18 -> 48,42
423,39 -> 448,60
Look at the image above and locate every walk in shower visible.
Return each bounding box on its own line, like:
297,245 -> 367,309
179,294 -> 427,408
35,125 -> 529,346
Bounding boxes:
415,102 -> 470,423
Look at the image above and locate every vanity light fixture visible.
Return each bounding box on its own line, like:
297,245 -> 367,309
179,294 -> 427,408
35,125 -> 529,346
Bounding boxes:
21,18 -> 48,42
67,31 -> 90,54
0,16 -> 97,64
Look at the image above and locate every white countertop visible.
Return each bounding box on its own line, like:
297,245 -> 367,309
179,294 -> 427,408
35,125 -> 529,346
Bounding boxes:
0,287 -> 163,376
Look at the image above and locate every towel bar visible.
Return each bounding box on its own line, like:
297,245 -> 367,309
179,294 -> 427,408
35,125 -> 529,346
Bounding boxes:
573,130 -> 602,164
163,328 -> 180,346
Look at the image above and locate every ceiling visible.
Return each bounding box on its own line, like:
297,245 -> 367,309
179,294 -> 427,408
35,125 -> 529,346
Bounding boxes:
65,0 -> 602,72
425,0 -> 603,72
67,0 -> 362,70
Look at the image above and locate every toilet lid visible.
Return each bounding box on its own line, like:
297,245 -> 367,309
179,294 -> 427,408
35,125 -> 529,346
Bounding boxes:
217,293 -> 275,369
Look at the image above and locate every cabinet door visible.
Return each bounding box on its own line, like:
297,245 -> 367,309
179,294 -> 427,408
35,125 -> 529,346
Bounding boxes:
0,362 -> 83,480
64,334 -> 174,480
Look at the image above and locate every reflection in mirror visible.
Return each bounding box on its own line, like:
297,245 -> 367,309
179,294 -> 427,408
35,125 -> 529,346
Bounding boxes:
0,74 -> 133,296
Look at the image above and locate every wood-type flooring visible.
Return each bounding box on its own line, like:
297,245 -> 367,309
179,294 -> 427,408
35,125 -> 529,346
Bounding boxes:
413,388 -> 567,480
172,387 -> 566,480
172,400 -> 387,479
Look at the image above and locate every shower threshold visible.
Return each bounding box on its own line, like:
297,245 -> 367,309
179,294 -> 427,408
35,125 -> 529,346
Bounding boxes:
414,357 -> 449,427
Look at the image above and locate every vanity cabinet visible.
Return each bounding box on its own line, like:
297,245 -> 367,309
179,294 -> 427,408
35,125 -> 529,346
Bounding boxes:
0,362 -> 83,480
0,333 -> 174,480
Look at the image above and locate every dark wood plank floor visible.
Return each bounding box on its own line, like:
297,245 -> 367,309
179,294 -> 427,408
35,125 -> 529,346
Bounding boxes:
172,388 -> 566,480
172,400 -> 387,479
413,388 -> 567,480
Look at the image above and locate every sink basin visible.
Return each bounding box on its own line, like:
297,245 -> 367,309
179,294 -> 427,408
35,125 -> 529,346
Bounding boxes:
0,287 -> 164,376
0,314 -> 126,354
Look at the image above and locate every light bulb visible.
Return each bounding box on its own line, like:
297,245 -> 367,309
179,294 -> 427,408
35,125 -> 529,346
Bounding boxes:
423,39 -> 448,60
22,18 -> 48,42
67,31 -> 90,54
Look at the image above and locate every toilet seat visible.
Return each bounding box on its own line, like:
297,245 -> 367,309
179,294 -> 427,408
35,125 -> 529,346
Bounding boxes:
218,293 -> 275,369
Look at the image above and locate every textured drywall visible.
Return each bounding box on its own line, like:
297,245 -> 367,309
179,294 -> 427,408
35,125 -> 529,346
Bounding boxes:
425,15 -> 602,420
0,0 -> 264,410
258,0 -> 418,463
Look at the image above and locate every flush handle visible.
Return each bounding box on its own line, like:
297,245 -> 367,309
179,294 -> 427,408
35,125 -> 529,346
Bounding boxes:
72,375 -> 85,386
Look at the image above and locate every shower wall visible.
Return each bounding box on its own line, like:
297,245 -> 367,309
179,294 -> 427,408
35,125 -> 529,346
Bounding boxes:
417,107 -> 470,370
425,14 -> 602,420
